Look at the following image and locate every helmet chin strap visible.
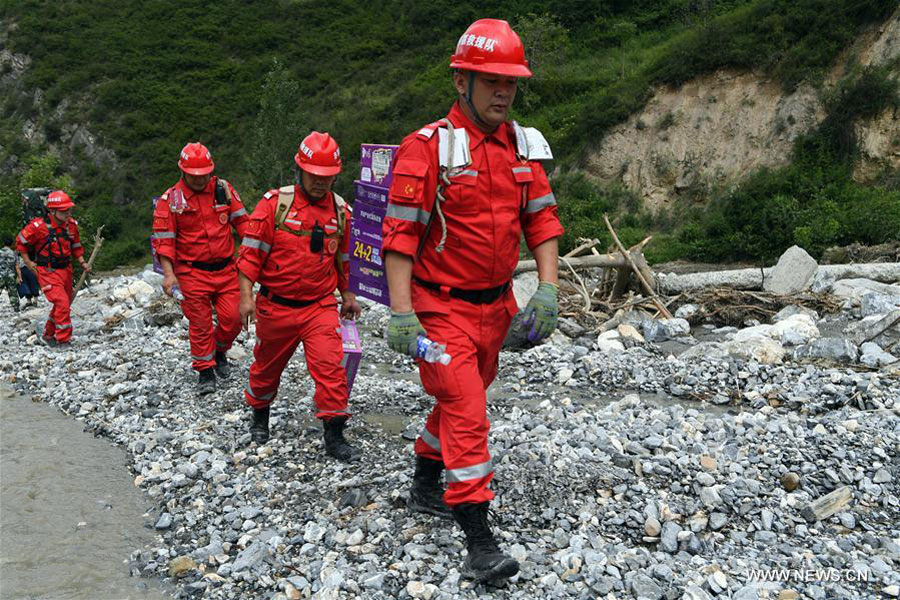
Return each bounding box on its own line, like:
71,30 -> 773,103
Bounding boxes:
296,171 -> 326,203
463,71 -> 494,130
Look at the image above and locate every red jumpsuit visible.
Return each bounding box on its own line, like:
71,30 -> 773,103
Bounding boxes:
382,102 -> 564,506
151,177 -> 249,371
17,216 -> 84,343
236,186 -> 352,419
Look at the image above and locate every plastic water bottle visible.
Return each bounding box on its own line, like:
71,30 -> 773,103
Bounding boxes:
173,287 -> 184,302
415,336 -> 452,365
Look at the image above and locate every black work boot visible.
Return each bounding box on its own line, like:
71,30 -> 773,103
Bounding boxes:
322,416 -> 357,462
214,350 -> 230,379
249,406 -> 270,444
408,457 -> 453,519
452,502 -> 519,584
197,368 -> 216,396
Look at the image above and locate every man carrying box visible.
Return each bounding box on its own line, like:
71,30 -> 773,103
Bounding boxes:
382,18 -> 564,584
237,131 -> 362,461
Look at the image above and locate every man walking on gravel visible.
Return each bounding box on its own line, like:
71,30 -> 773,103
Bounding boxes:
16,190 -> 91,345
382,18 -> 564,584
151,142 -> 249,395
236,131 -> 362,461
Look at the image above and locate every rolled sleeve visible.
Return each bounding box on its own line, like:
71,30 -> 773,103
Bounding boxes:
71,225 -> 84,259
227,182 -> 250,237
522,162 -> 564,250
151,193 -> 177,261
337,206 -> 351,293
236,196 -> 275,284
381,139 -> 435,259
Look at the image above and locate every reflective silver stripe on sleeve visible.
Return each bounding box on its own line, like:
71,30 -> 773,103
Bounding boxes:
56,323 -> 73,330
386,204 -> 431,226
339,253 -> 349,262
153,232 -> 176,239
512,166 -> 532,174
192,352 -> 215,362
284,218 -> 302,226
229,208 -> 247,221
18,233 -> 28,244
525,192 -> 557,214
446,459 -> 493,483
246,385 -> 275,401
71,242 -> 82,248
419,429 -> 441,452
241,238 -> 272,253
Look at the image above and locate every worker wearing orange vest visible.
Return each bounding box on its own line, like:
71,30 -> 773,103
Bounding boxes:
236,132 -> 361,461
151,143 -> 249,395
16,190 -> 90,345
382,19 -> 564,584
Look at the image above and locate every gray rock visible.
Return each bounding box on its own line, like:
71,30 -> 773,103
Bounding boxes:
154,513 -> 173,530
231,541 -> 269,573
873,469 -> 892,483
660,521 -> 681,553
764,245 -> 817,295
631,573 -> 663,600
794,338 -> 859,363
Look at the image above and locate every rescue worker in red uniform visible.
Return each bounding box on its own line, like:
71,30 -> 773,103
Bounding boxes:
17,190 -> 90,346
151,142 -> 249,395
383,19 -> 564,584
236,132 -> 362,461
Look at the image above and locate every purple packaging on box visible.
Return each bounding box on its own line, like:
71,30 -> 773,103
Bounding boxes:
349,199 -> 390,306
340,319 -> 363,394
354,180 -> 390,211
359,144 -> 399,187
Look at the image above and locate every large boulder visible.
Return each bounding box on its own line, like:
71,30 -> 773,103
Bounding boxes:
794,337 -> 859,363
859,342 -> 897,368
763,245 -> 818,295
642,318 -> 690,342
831,279 -> 900,305
511,272 -> 538,310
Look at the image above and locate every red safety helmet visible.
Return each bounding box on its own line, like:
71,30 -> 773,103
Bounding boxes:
294,132 -> 342,177
450,19 -> 532,78
46,190 -> 75,210
177,142 -> 215,176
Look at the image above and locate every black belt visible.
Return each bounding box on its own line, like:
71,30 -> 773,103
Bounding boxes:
36,258 -> 69,269
414,277 -> 510,305
183,257 -> 232,271
258,286 -> 325,308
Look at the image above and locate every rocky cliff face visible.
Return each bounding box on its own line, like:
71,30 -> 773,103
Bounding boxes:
0,20 -> 119,179
585,9 -> 900,212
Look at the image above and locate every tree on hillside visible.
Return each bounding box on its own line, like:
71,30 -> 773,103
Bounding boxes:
245,59 -> 307,199
512,13 -> 569,109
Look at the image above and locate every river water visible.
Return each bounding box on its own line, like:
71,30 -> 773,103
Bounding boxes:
0,386 -> 169,600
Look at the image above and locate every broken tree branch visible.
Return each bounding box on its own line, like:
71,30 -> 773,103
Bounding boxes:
73,225 -> 105,300
603,215 -> 673,319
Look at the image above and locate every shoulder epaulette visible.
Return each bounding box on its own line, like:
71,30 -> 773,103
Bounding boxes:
416,119 -> 449,140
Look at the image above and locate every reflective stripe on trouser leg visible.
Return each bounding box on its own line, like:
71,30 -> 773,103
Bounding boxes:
245,295 -> 303,410
211,267 -> 242,354
416,291 -> 516,506
299,302 -> 349,419
39,266 -> 74,342
179,270 -> 218,371
415,422 -> 443,461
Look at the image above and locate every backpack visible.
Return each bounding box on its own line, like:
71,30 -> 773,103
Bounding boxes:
21,188 -> 52,227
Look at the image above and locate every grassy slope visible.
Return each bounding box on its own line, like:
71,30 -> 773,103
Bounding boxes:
0,0 -> 896,267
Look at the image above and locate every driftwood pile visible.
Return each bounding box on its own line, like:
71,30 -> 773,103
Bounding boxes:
532,216 -> 887,334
